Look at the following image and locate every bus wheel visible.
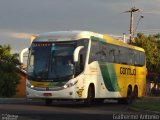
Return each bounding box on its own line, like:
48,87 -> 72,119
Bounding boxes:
118,87 -> 133,104
126,87 -> 133,104
45,99 -> 52,106
133,87 -> 138,99
84,85 -> 94,106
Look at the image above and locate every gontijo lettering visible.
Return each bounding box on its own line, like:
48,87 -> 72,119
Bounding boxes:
120,67 -> 136,76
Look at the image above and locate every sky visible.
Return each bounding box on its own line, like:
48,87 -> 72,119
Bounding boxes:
0,0 -> 160,53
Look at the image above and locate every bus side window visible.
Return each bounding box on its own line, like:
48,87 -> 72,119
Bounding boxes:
119,47 -> 127,64
139,52 -> 145,66
98,42 -> 108,62
134,51 -> 139,66
134,51 -> 145,66
109,49 -> 115,63
118,50 -> 121,63
127,49 -> 134,65
89,40 -> 100,63
75,39 -> 89,75
114,49 -> 119,63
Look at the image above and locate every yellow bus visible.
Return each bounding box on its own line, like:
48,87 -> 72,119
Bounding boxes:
24,31 -> 146,105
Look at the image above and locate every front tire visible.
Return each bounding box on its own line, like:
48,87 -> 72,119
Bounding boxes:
84,86 -> 94,106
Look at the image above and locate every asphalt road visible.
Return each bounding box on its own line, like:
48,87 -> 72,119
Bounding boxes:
0,98 -> 145,120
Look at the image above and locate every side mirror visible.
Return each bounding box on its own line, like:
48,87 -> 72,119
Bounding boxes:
20,48 -> 28,64
73,46 -> 84,62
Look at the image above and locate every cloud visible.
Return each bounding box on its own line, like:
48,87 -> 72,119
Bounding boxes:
1,30 -> 33,39
9,32 -> 32,39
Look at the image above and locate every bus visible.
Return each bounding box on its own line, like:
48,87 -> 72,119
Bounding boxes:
23,31 -> 146,105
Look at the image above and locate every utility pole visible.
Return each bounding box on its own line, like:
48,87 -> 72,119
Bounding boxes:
125,7 -> 140,43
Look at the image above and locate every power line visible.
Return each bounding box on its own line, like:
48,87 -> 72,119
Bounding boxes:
142,11 -> 160,15
135,15 -> 144,33
134,29 -> 160,36
130,0 -> 135,8
136,29 -> 160,33
130,0 -> 133,7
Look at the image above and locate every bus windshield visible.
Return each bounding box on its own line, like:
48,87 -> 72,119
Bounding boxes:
28,42 -> 76,81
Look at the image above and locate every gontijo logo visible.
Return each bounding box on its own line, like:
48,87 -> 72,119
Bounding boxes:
120,67 -> 136,76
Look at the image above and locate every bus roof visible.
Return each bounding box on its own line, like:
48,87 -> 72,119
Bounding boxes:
33,31 -> 144,52
34,31 -> 92,41
103,35 -> 145,52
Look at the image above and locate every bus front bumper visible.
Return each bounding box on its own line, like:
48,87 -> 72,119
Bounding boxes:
26,87 -> 83,100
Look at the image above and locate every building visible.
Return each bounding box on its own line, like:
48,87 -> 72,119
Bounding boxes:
15,68 -> 27,98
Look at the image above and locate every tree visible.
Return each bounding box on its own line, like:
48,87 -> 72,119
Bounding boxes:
133,33 -> 160,83
0,45 -> 21,97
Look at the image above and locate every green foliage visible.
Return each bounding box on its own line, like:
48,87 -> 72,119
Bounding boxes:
132,33 -> 160,82
0,45 -> 21,97
131,97 -> 160,112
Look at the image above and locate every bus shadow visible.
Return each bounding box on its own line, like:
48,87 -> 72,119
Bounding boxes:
49,99 -> 121,108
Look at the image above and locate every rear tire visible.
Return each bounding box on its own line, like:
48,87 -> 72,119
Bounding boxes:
126,87 -> 133,104
118,87 -> 133,104
133,87 -> 138,99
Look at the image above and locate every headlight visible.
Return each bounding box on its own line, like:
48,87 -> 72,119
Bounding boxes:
31,85 -> 35,88
26,82 -> 34,89
63,84 -> 68,89
63,80 -> 78,89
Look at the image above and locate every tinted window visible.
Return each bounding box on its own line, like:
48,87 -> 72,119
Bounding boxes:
89,36 -> 145,66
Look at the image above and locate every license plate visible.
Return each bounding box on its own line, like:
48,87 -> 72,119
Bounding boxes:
43,93 -> 52,96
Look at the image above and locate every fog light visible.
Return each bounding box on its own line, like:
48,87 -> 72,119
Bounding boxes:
69,92 -> 72,95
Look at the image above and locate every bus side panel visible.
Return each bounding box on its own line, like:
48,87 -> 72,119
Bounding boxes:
82,62 -> 146,99
114,64 -> 146,98
86,61 -> 122,99
98,62 -> 122,98
85,61 -> 101,98
114,64 -> 136,97
99,62 -> 135,98
135,66 -> 146,97
99,62 -> 120,92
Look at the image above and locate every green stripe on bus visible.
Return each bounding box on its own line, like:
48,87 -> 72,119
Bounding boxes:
99,62 -> 119,91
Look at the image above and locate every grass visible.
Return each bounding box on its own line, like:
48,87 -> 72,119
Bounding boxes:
131,96 -> 160,112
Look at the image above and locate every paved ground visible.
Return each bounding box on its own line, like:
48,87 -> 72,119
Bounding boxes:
0,98 -> 155,120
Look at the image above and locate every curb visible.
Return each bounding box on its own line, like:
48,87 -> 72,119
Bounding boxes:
0,98 -> 28,104
0,98 -> 26,100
